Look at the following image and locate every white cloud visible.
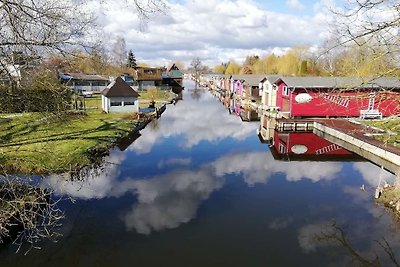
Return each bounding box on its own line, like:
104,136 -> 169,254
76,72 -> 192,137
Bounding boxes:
286,0 -> 305,10
129,88 -> 258,154
122,169 -> 224,234
86,0 -> 333,66
212,150 -> 342,186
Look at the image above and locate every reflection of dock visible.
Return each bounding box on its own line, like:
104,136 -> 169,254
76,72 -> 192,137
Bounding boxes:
258,116 -> 400,170
314,120 -> 400,175
276,119 -> 314,132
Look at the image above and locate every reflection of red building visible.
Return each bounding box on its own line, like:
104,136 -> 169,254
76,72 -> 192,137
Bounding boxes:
270,131 -> 364,161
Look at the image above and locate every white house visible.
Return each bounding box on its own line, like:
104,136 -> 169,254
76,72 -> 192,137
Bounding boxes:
101,77 -> 140,113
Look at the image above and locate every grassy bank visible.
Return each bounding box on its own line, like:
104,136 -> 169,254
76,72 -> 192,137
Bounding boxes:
362,117 -> 400,147
360,117 -> 400,215
0,110 -> 137,174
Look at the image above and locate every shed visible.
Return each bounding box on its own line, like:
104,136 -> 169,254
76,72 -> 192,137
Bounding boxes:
101,77 -> 140,113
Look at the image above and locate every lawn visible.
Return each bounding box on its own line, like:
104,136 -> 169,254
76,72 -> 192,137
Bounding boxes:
0,110 -> 137,174
362,117 -> 400,147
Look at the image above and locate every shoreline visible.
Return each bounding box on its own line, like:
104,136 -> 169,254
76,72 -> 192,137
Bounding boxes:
0,110 -> 157,176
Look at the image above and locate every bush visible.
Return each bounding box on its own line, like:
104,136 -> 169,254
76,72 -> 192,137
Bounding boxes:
0,71 -> 72,113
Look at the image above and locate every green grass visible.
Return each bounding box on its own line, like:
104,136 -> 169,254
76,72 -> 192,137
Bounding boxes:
362,117 -> 400,147
0,110 -> 137,174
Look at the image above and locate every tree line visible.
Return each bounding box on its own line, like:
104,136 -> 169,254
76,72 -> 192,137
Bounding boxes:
213,43 -> 399,78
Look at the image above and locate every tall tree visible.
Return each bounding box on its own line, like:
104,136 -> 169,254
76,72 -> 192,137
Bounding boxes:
127,50 -> 137,69
112,36 -> 127,67
190,57 -> 202,89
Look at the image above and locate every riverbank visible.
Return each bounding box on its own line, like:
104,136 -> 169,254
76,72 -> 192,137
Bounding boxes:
0,110 -> 139,174
361,117 -> 400,217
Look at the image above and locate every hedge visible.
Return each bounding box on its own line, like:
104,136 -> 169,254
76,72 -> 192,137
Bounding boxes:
0,86 -> 72,113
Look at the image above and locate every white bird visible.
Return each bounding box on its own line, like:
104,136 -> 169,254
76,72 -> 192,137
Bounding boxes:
360,184 -> 366,192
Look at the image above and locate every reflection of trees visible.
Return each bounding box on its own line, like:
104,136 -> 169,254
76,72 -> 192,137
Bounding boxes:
314,222 -> 399,267
149,119 -> 160,131
0,175 -> 63,254
190,89 -> 204,101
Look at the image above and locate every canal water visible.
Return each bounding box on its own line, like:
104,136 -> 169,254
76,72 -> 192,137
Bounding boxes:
1,80 -> 400,267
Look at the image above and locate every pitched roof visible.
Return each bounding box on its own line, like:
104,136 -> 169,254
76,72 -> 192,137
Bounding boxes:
102,77 -> 140,97
231,74 -> 266,86
260,75 -> 280,84
61,72 -> 109,81
276,76 -> 400,89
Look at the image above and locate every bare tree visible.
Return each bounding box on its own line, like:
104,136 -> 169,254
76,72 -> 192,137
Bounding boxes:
112,36 -> 128,67
126,0 -> 167,23
190,57 -> 202,90
0,0 -> 97,84
0,175 -> 64,254
0,0 -> 168,85
329,0 -> 400,77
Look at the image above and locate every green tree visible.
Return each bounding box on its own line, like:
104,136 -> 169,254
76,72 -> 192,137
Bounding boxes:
127,50 -> 137,69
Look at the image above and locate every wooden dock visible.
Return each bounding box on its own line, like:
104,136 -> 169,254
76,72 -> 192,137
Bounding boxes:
276,119 -> 314,132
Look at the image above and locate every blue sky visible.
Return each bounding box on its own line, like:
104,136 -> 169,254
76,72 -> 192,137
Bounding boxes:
90,0 -> 338,67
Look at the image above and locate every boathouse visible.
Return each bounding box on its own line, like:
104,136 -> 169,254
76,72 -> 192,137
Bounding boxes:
273,77 -> 400,118
260,75 -> 280,110
230,74 -> 265,101
101,77 -> 140,113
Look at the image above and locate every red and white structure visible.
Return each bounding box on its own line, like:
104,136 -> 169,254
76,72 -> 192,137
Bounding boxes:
269,77 -> 400,118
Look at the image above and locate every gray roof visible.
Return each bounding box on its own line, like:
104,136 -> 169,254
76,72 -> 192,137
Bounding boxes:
64,72 -> 109,81
231,74 -> 266,86
260,75 -> 281,84
276,76 -> 400,89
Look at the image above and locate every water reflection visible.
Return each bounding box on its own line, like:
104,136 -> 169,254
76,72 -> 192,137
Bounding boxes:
129,89 -> 258,154
45,89 -> 397,236
4,81 -> 400,266
0,175 -> 63,253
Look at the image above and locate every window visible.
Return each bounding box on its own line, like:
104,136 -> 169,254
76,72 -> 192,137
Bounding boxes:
278,143 -> 286,154
282,86 -> 289,96
110,101 -> 122,106
75,81 -> 90,86
92,81 -> 107,86
124,101 -> 136,106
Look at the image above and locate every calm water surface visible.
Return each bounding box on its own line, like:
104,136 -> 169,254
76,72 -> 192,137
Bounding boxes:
1,80 -> 400,267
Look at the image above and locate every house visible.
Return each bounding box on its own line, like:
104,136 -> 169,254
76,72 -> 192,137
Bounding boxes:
230,74 -> 265,101
161,64 -> 184,94
0,52 -> 39,87
165,63 -> 183,86
101,77 -> 140,113
120,73 -> 136,86
59,72 -> 109,93
273,77 -> 400,118
259,75 -> 280,110
135,66 -> 165,90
